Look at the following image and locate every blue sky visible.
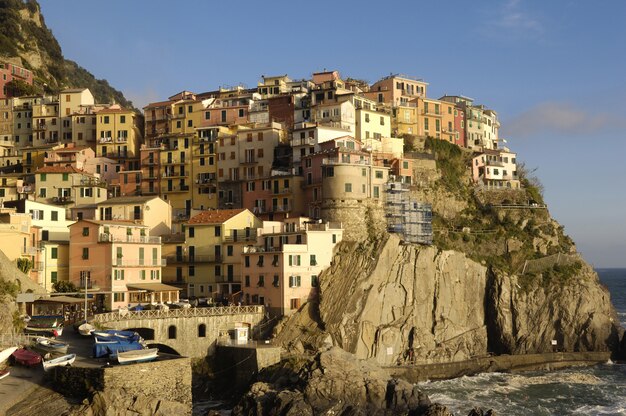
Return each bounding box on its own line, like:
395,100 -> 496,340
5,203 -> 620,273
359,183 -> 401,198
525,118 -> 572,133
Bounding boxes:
39,0 -> 626,267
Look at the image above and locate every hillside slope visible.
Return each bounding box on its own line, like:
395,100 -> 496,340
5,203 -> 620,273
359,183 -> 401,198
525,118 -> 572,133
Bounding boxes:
274,139 -> 622,364
0,0 -> 133,107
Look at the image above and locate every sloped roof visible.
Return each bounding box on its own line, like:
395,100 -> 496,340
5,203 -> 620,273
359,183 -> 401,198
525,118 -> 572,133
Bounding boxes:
96,196 -> 161,206
187,209 -> 246,225
35,166 -> 91,174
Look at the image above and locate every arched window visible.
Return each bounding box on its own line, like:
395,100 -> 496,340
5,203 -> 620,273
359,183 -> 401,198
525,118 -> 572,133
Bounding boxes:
198,324 -> 206,338
168,325 -> 177,339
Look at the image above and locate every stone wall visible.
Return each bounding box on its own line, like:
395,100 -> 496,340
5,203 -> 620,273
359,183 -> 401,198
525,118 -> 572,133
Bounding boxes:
321,199 -> 386,242
52,356 -> 192,404
215,344 -> 281,389
102,311 -> 265,358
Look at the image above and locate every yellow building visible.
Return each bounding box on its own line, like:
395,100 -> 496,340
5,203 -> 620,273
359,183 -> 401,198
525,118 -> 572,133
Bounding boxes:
32,96 -> 60,147
59,88 -> 95,143
182,208 -> 261,299
34,166 -> 108,214
0,206 -> 41,285
440,100 -> 456,144
353,96 -> 391,141
96,105 -> 143,170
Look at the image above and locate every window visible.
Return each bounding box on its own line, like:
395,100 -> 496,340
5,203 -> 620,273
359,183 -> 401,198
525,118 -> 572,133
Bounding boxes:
332,234 -> 337,244
82,247 -> 89,260
198,324 -> 206,338
273,275 -> 280,287
114,270 -> 125,280
141,270 -> 146,280
187,119 -> 193,127
257,255 -> 264,267
373,186 -> 380,198
245,256 -> 250,267
238,109 -> 244,117
205,111 -> 211,120
311,275 -> 319,288
168,325 -> 177,339
245,275 -> 250,287
288,255 -> 301,266
188,227 -> 195,238
40,173 -> 46,182
189,266 -> 195,277
82,227 -> 90,237
289,275 -> 301,287
344,183 -> 352,193
113,292 -> 125,302
310,254 -> 317,266
51,271 -> 58,284
39,188 -> 46,198
362,168 -> 366,177
51,247 -> 58,259
258,275 -> 265,287
103,116 -> 110,124
375,170 -> 383,179
214,226 -> 221,236
227,245 -> 233,256
120,115 -> 126,123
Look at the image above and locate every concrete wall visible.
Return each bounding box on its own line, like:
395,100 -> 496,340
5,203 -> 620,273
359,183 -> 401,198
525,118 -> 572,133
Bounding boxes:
100,309 -> 265,358
321,199 -> 386,242
53,356 -> 192,406
215,344 -> 281,388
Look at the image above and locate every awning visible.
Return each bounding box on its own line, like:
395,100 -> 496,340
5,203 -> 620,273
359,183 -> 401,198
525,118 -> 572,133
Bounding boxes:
125,283 -> 182,292
35,295 -> 90,304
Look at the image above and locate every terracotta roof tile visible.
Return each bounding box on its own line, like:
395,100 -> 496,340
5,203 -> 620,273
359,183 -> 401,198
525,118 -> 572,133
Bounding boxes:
35,166 -> 92,174
187,209 -> 246,224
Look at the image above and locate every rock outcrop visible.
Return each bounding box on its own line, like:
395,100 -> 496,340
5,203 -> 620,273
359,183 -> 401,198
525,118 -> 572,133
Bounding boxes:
275,235 -> 621,366
232,347 -> 484,416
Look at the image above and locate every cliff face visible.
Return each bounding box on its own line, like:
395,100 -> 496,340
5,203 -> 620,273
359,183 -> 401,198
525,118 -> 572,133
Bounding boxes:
0,0 -> 133,106
274,141 -> 621,364
276,236 -> 620,366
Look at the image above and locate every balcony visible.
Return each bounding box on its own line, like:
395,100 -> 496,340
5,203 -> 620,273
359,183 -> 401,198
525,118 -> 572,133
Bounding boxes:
99,137 -> 113,144
17,185 -> 34,194
164,185 -> 190,193
21,246 -> 38,256
75,178 -> 107,188
223,229 -> 256,243
240,156 -> 257,165
163,158 -> 186,165
273,187 -> 291,195
163,170 -> 186,178
112,258 -> 167,267
270,204 -> 291,213
98,234 -> 161,244
292,137 -> 315,147
116,136 -> 128,143
422,109 -> 442,117
214,275 -> 239,283
165,254 -> 222,263
322,158 -> 371,166
51,196 -> 73,205
143,158 -> 159,166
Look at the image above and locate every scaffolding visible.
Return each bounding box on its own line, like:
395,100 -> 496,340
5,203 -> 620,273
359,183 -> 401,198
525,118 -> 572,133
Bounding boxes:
384,182 -> 432,244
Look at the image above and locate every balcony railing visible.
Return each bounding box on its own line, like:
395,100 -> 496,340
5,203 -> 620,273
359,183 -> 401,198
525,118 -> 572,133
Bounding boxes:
112,258 -> 167,267
51,196 -> 73,205
98,234 -> 161,244
93,305 -> 265,323
99,137 -> 113,143
164,185 -> 190,193
165,254 -> 222,263
21,247 -> 38,256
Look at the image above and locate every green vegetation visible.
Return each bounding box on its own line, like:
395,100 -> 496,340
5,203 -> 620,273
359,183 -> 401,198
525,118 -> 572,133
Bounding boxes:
53,280 -> 77,293
0,0 -> 134,108
16,258 -> 32,274
425,137 -> 472,195
4,79 -> 39,96
0,278 -> 19,298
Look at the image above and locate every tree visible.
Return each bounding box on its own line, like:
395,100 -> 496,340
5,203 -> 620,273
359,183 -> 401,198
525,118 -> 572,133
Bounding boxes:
16,258 -> 32,274
53,281 -> 77,293
517,162 -> 545,204
4,79 -> 39,97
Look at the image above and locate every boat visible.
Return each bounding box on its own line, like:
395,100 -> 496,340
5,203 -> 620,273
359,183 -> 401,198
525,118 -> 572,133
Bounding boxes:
34,337 -> 69,355
0,347 -> 18,364
115,348 -> 158,364
11,348 -> 42,367
42,353 -> 76,371
0,370 -> 9,380
78,322 -> 95,336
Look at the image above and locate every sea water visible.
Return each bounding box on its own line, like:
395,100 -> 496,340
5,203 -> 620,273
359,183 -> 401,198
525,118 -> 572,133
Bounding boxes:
418,268 -> 626,415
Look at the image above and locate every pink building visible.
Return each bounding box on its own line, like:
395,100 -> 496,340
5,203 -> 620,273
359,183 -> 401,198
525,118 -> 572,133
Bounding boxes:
453,105 -> 466,148
0,62 -> 34,99
200,97 -> 250,127
241,174 -> 305,221
242,217 -> 343,316
68,219 -> 176,311
43,144 -> 94,170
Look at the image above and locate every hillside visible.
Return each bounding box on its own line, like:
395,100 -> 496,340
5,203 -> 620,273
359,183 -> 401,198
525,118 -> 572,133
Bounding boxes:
0,0 -> 133,107
273,138 -> 623,365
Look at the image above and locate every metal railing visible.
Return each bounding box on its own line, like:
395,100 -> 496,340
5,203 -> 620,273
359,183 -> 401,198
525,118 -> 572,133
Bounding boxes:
93,305 -> 264,323
98,234 -> 161,244
112,258 -> 167,267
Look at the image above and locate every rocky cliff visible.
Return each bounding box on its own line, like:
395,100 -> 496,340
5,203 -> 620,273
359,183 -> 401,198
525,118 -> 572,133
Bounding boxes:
0,0 -> 133,107
274,139 -> 622,366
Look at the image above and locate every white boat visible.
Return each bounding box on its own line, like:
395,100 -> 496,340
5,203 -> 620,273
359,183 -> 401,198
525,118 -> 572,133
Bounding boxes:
117,348 -> 158,364
0,347 -> 18,364
34,337 -> 69,354
42,353 -> 76,371
0,370 -> 9,380
78,323 -> 95,336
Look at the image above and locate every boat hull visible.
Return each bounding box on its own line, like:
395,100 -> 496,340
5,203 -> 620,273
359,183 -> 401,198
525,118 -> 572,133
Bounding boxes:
116,348 -> 158,364
42,354 -> 76,371
0,347 -> 18,364
11,349 -> 42,367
